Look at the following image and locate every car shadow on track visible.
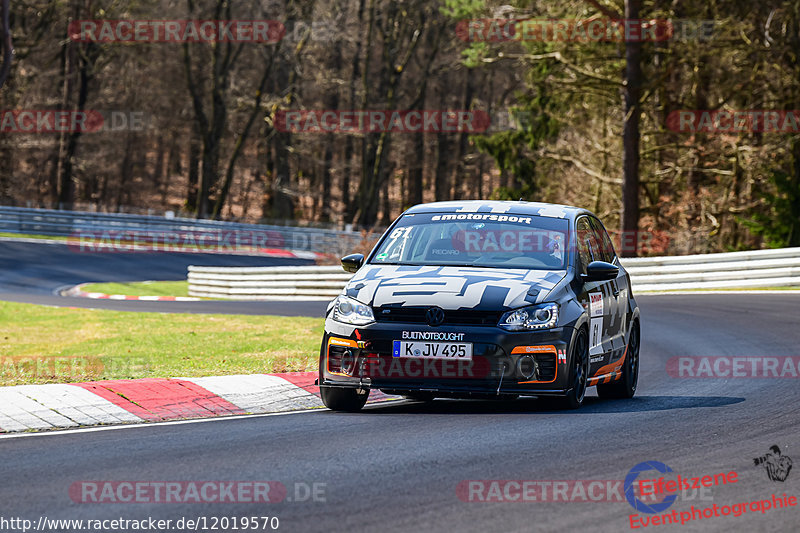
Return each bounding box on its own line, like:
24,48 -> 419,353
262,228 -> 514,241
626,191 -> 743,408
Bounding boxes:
353,394 -> 745,415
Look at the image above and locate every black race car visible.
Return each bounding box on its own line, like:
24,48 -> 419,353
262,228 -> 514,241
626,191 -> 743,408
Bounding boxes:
318,201 -> 640,411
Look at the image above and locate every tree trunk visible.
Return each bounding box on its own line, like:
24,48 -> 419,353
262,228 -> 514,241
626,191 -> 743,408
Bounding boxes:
454,69 -> 475,199
271,128 -> 294,219
406,131 -> 424,207
0,0 -> 12,91
0,0 -> 12,204
57,41 -> 95,209
475,157 -> 484,199
790,139 -> 800,247
621,0 -> 643,257
55,1 -> 80,209
152,135 -> 165,200
321,142 -> 334,222
116,132 -> 134,211
380,174 -> 391,226
435,132 -> 451,202
186,136 -> 200,212
320,46 -> 341,222
355,134 -> 382,225
341,0 -> 366,222
197,136 -> 217,218
261,135 -> 274,219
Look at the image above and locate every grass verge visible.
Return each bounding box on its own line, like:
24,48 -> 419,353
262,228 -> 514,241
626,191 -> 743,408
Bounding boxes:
80,281 -> 190,297
0,232 -> 68,241
0,301 -> 324,386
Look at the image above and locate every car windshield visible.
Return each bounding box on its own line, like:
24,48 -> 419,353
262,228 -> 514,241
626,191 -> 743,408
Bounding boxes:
371,212 -> 569,270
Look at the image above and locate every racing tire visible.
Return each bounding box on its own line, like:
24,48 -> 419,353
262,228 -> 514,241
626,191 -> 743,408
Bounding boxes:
558,328 -> 589,410
597,320 -> 639,399
321,386 -> 369,412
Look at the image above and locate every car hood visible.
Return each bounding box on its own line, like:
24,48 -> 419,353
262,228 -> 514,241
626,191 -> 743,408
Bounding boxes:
343,265 -> 567,310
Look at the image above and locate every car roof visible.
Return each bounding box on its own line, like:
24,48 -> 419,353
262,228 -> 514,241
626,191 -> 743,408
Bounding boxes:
403,200 -> 592,221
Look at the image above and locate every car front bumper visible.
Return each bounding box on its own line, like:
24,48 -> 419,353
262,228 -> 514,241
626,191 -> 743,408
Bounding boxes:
319,318 -> 577,398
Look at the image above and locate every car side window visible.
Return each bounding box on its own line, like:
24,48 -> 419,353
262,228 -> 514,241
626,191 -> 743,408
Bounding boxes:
576,217 -> 599,274
589,217 -> 617,264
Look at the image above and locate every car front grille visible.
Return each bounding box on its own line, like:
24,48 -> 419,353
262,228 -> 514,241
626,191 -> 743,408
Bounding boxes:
374,306 -> 502,327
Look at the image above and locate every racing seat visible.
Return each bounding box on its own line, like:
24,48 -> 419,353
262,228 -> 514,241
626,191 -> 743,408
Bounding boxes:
424,238 -> 462,261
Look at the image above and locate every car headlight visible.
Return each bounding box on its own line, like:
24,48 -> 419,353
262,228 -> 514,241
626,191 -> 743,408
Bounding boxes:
331,295 -> 375,325
498,303 -> 559,331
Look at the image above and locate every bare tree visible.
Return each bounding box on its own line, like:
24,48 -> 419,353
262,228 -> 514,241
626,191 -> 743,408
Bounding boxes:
351,0 -> 428,226
182,0 -> 240,218
55,0 -> 101,209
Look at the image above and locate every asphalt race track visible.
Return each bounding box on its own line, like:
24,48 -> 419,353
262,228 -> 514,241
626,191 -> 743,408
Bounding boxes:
2,292 -> 799,532
0,239 -> 328,316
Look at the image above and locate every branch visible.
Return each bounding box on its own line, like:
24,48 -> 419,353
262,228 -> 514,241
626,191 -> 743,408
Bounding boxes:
542,152 -> 622,185
655,162 -> 735,177
582,0 -> 622,20
482,51 -> 624,86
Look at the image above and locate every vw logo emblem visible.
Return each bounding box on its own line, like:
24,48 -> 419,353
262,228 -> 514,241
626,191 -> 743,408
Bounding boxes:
425,307 -> 446,327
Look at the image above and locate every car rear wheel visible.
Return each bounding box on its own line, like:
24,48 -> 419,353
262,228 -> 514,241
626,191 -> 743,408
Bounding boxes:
321,386 -> 369,412
558,328 -> 589,410
597,320 -> 639,399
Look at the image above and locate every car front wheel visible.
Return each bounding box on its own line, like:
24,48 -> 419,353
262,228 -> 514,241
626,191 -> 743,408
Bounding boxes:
321,386 -> 369,412
559,328 -> 589,410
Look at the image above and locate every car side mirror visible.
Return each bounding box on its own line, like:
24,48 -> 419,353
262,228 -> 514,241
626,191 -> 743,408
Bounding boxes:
582,260 -> 619,282
341,253 -> 365,273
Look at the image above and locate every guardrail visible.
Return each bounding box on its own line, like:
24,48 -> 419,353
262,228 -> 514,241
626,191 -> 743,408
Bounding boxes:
622,247 -> 800,291
188,265 -> 348,299
188,247 -> 800,300
0,205 -> 377,257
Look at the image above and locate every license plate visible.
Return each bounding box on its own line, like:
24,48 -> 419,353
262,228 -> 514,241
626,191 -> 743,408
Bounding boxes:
392,341 -> 473,360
